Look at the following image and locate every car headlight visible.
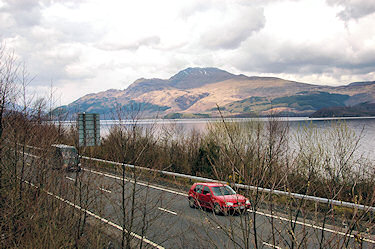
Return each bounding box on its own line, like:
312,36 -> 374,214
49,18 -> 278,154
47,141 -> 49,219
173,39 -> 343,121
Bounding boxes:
226,202 -> 234,206
246,200 -> 250,205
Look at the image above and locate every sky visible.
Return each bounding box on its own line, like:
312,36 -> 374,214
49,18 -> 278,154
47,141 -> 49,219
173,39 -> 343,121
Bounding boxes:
1,0 -> 375,105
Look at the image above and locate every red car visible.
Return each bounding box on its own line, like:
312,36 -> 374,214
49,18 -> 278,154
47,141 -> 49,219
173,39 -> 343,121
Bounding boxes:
188,182 -> 251,215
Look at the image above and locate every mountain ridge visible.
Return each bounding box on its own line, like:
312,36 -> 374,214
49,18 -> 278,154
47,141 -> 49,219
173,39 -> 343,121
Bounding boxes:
55,67 -> 375,118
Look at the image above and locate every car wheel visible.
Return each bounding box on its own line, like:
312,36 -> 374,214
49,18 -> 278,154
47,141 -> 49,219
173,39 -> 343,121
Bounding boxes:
239,208 -> 246,215
214,203 -> 222,215
188,197 -> 196,208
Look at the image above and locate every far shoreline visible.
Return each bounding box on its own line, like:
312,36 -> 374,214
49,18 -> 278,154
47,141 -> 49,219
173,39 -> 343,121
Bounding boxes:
97,116 -> 375,124
57,115 -> 375,124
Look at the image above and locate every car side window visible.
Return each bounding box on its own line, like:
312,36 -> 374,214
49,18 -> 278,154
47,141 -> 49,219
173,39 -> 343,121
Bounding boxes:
203,186 -> 210,195
194,185 -> 203,193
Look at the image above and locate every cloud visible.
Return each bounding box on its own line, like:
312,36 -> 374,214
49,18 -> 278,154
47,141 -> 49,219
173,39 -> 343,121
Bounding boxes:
179,1 -> 266,50
230,32 -> 375,80
0,0 -> 43,27
179,0 -> 218,18
200,6 -> 266,49
96,36 -> 161,51
1,0 -> 375,105
0,0 -> 103,91
219,0 -> 375,85
327,0 -> 375,20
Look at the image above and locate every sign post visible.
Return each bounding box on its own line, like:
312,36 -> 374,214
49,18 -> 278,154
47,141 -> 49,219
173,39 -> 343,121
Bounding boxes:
78,113 -> 100,147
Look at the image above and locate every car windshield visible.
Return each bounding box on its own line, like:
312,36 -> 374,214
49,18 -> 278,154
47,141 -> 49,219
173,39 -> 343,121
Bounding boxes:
211,186 -> 236,196
61,148 -> 78,164
61,149 -> 75,159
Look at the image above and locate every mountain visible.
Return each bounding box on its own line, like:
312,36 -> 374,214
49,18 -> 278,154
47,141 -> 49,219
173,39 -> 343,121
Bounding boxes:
54,67 -> 375,119
123,67 -> 236,98
310,102 -> 375,118
168,67 -> 236,89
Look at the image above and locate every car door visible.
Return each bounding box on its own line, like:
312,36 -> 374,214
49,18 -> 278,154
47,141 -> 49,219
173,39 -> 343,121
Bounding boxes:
200,186 -> 212,208
193,185 -> 203,206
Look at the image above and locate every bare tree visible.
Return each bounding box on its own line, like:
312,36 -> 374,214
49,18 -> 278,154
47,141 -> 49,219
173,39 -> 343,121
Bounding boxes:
102,104 -> 180,248
0,45 -> 19,203
0,45 -> 112,248
190,110 -> 375,249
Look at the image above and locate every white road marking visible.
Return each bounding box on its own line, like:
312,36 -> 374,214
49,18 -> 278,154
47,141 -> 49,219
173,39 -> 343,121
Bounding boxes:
99,187 -> 112,194
82,168 -> 188,197
158,207 -> 177,215
249,210 -> 375,245
84,168 -> 375,245
21,152 -> 39,158
66,176 -> 75,181
263,242 -> 281,249
22,179 -> 165,249
18,153 -> 375,245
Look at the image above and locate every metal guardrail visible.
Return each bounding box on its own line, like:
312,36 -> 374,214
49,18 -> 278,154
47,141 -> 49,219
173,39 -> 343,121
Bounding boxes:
81,156 -> 215,183
23,144 -> 375,213
82,156 -> 375,213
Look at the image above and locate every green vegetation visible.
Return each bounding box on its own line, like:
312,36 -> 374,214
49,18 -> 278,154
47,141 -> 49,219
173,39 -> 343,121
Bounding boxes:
310,102 -> 375,117
53,100 -> 171,119
163,112 -> 210,119
163,112 -> 183,119
222,92 -> 351,115
120,100 -> 171,113
271,91 -> 350,110
222,96 -> 269,113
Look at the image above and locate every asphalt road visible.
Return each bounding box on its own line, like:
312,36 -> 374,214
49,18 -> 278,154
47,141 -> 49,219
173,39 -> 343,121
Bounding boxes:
20,159 -> 375,249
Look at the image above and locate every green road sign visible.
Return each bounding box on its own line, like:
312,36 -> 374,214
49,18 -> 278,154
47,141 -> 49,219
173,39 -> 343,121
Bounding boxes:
78,113 -> 100,146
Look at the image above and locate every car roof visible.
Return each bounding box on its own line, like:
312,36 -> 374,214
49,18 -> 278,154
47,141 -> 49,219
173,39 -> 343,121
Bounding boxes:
195,182 -> 227,187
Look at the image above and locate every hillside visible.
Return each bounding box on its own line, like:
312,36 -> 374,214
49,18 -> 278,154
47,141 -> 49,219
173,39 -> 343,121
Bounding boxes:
54,68 -> 375,118
310,102 -> 375,118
